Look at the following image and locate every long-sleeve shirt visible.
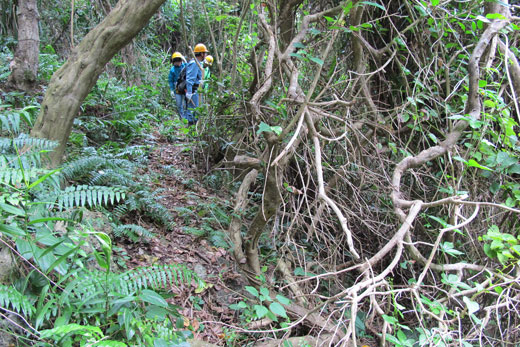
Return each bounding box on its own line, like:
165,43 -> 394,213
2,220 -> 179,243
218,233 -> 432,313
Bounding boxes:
168,63 -> 186,91
185,59 -> 202,94
203,66 -> 211,92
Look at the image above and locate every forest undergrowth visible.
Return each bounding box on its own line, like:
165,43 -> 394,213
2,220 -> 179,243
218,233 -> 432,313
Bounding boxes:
119,126 -> 250,345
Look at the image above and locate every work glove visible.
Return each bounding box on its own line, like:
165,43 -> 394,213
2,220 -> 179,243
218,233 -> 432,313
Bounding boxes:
170,90 -> 175,98
185,92 -> 193,101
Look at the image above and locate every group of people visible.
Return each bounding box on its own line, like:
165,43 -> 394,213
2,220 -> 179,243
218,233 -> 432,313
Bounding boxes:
168,43 -> 212,126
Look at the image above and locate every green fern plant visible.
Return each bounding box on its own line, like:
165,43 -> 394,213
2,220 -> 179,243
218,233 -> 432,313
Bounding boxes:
61,153 -> 137,182
50,185 -> 126,210
112,224 -> 155,242
0,284 -> 36,318
61,264 -> 202,298
0,133 -> 57,152
122,190 -> 175,229
0,106 -> 36,135
89,168 -> 135,186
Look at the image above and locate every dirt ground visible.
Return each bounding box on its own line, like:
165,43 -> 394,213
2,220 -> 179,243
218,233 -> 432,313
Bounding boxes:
115,129 -> 247,346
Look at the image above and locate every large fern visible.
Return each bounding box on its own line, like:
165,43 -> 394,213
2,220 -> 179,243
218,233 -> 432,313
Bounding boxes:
61,154 -> 137,182
112,223 -> 155,242
49,185 -> 126,210
0,284 -> 36,318
63,264 -> 202,303
0,106 -> 35,135
0,133 -> 58,153
123,190 -> 175,229
88,168 -> 135,187
0,112 -> 21,134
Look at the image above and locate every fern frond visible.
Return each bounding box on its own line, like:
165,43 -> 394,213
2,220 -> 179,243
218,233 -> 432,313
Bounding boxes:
114,145 -> 147,159
119,264 -> 201,294
0,167 -> 43,186
66,265 -> 203,302
112,224 -> 155,242
0,285 -> 36,318
0,134 -> 58,153
49,185 -> 127,210
89,169 -> 135,187
129,191 -> 175,229
112,204 -> 128,218
62,156 -> 135,181
0,112 -> 21,134
0,152 -> 45,170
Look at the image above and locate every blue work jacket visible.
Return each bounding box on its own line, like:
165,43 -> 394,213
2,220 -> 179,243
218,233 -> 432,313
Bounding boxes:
185,59 -> 203,94
168,63 -> 186,91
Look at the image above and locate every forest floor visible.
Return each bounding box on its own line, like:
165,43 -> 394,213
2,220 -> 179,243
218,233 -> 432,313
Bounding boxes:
115,127 -> 245,345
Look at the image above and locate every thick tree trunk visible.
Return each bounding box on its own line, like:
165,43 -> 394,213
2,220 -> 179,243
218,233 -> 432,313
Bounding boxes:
30,0 -> 166,167
8,0 -> 40,91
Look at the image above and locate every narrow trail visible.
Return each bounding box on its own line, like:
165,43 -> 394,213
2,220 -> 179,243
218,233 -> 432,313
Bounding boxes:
115,129 -> 246,345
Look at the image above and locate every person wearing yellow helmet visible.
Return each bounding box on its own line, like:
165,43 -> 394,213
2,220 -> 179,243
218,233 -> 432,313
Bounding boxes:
202,55 -> 213,97
168,51 -> 186,120
182,43 -> 209,125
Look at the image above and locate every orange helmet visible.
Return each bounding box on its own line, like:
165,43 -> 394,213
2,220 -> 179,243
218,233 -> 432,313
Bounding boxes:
194,43 -> 209,53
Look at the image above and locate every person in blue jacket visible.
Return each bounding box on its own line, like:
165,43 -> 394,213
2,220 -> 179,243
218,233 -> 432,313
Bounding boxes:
183,43 -> 209,125
168,52 -> 186,120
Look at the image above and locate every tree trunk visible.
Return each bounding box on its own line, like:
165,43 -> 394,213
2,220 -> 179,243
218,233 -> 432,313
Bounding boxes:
8,0 -> 40,91
30,0 -> 166,167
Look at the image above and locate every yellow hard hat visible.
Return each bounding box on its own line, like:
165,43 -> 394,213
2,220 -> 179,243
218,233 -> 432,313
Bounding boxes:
171,51 -> 184,60
205,55 -> 214,66
194,43 -> 209,53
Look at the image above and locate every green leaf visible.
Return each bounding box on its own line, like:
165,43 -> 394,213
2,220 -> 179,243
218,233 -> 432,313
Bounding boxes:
486,13 -> 507,20
28,217 -> 75,225
289,52 -> 304,59
397,329 -> 407,342
259,287 -> 270,298
40,323 -> 103,339
463,296 -> 479,315
93,341 -> 128,347
245,286 -> 259,298
0,202 -> 26,217
254,305 -> 269,318
45,246 -> 79,275
467,159 -> 493,171
440,242 -> 464,257
483,99 -> 496,108
323,16 -> 335,22
382,314 -> 398,325
94,252 -> 109,270
309,57 -> 324,66
276,294 -> 291,306
385,334 -> 401,345
431,0 -> 439,6
360,1 -> 385,11
35,299 -> 56,330
0,224 -> 26,237
293,42 -> 306,49
269,302 -> 288,318
27,168 -> 61,189
139,289 -> 168,308
452,156 -> 468,164
271,126 -> 282,136
257,122 -> 272,135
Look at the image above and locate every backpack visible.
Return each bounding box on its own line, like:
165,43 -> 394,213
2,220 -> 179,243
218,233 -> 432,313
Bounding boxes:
175,66 -> 187,95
